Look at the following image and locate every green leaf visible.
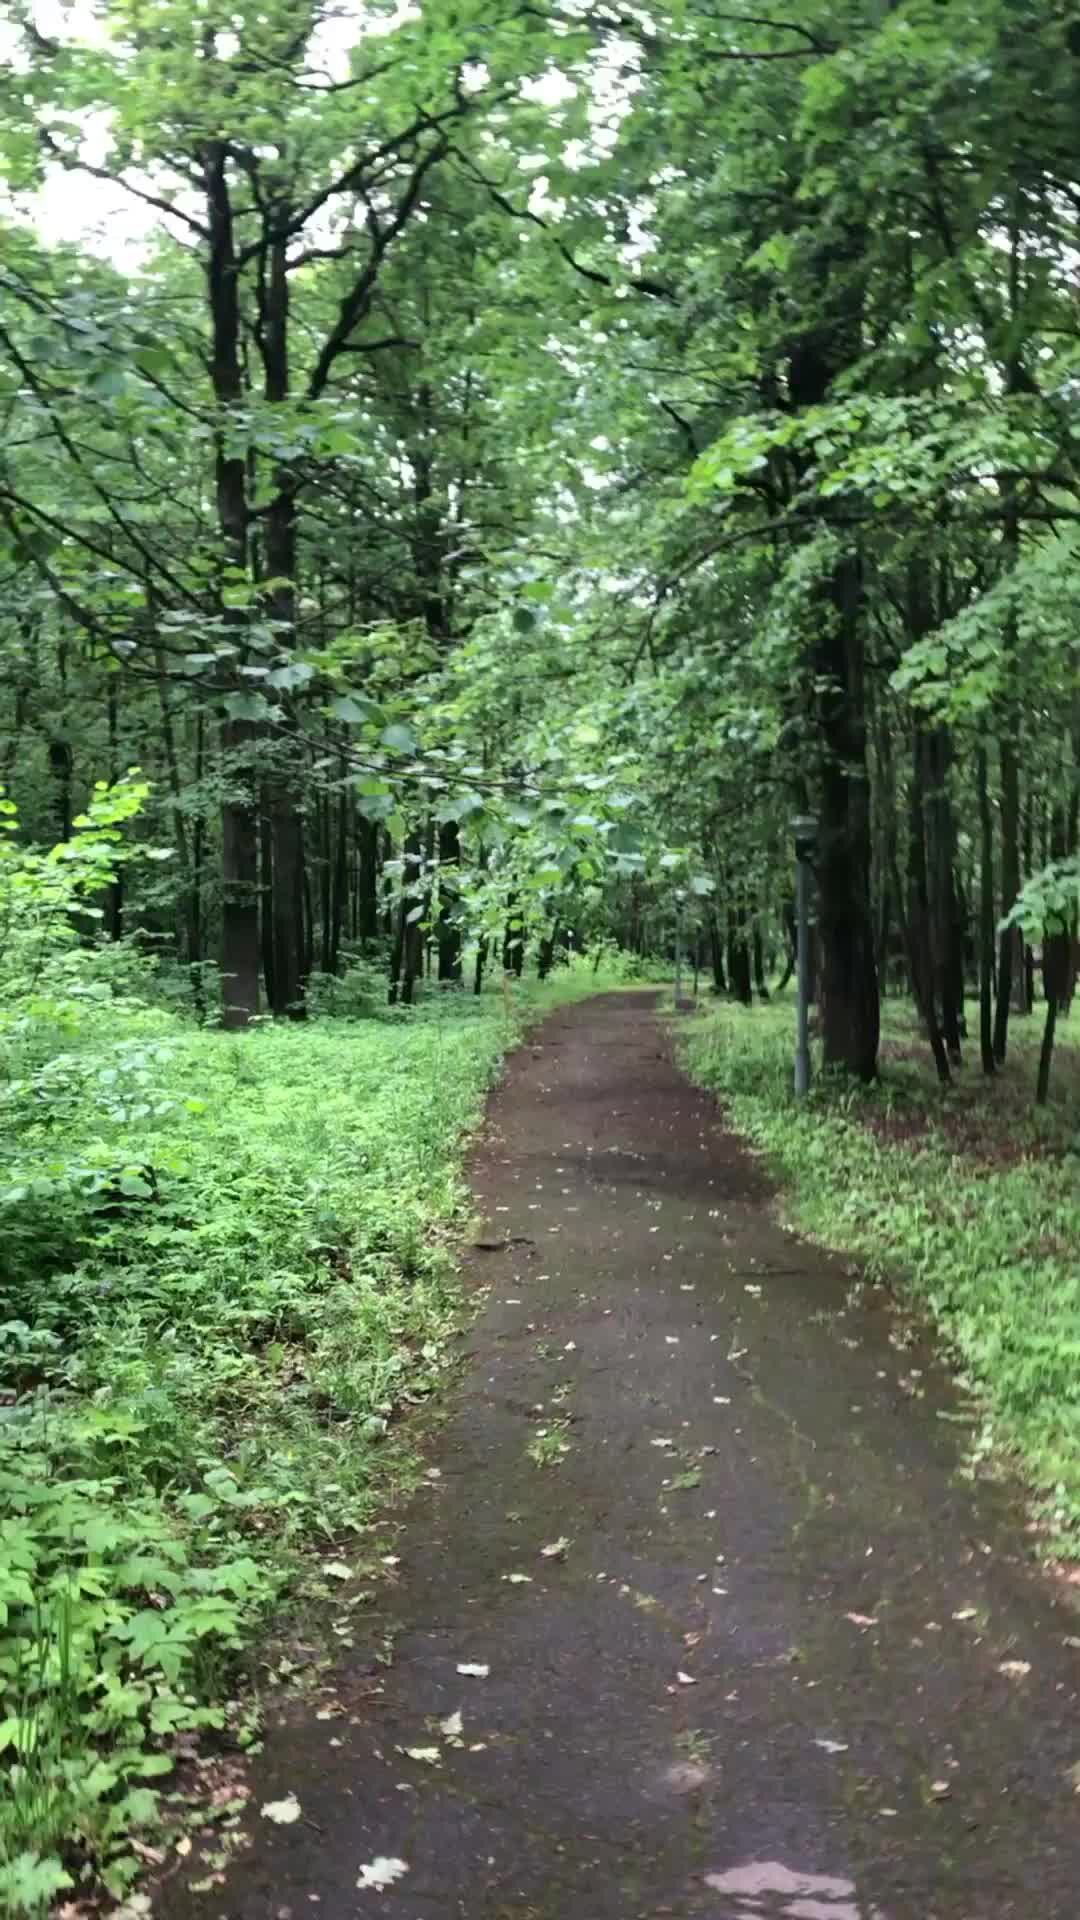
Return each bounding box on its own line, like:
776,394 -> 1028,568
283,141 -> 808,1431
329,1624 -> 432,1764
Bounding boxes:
380,722 -> 418,753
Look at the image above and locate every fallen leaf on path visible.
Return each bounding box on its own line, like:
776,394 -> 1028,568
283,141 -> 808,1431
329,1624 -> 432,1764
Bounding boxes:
844,1613 -> 878,1629
650,1437 -> 675,1449
403,1747 -> 441,1764
457,1662 -> 490,1678
321,1561 -> 351,1581
357,1858 -> 409,1892
930,1780 -> 951,1798
671,1469 -> 702,1490
440,1710 -> 463,1741
814,1738 -> 849,1754
502,1572 -> 532,1584
952,1609 -> 978,1622
675,1671 -> 697,1686
998,1660 -> 1031,1679
261,1795 -> 302,1825
540,1536 -> 570,1558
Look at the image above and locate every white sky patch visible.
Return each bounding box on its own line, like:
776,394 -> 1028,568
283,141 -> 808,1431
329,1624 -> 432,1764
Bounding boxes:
5,3 -> 647,265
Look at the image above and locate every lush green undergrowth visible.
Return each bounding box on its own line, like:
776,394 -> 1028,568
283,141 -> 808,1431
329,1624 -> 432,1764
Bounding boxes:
0,957 -> 610,1912
680,994 -> 1080,1556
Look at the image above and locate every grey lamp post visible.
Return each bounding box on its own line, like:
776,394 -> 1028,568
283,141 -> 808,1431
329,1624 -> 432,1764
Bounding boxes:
674,887 -> 686,1005
792,815 -> 817,1097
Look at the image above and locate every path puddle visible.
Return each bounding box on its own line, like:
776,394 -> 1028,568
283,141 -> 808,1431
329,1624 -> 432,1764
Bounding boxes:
704,1859 -> 881,1919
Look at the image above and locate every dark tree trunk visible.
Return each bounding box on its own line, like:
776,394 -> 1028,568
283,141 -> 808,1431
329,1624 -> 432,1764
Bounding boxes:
993,735 -> 1021,1063
905,729 -> 950,1085
395,831 -> 424,1007
105,676 -> 124,940
976,742 -> 996,1075
260,234 -> 305,1018
437,819 -> 463,982
786,236 -> 879,1081
206,138 -> 260,1028
751,916 -> 769,1001
503,893 -> 524,975
708,913 -> 727,996
328,772 -> 350,976
356,817 -> 379,943
815,551 -> 879,1079
727,902 -> 752,1005
191,708 -> 206,1016
928,726 -> 962,1063
221,718 -> 261,1028
48,738 -> 73,843
473,935 -> 488,996
537,920 -> 558,980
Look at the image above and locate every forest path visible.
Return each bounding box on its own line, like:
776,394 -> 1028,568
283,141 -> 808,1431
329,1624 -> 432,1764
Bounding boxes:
165,992 -> 1080,1920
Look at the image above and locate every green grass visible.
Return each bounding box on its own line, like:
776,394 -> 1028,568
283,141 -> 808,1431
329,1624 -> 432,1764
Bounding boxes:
679,992 -> 1080,1557
0,960 -> 609,1911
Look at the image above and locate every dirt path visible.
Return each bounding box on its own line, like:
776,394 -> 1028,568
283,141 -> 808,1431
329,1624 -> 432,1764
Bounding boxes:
164,993 -> 1080,1920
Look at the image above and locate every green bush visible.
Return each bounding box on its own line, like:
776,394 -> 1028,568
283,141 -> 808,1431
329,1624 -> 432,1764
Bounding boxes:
0,904 -> 609,1904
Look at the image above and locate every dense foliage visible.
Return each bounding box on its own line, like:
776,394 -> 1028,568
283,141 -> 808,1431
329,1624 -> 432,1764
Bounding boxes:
3,0 -> 1080,1903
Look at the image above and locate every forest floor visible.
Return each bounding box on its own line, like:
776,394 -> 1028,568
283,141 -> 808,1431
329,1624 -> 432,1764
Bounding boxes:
157,990 -> 1080,1920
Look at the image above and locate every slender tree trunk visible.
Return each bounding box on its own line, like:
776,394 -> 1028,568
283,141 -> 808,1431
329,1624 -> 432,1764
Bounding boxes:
928,726 -> 962,1062
751,909 -> 769,1001
976,741 -> 996,1075
437,819 -> 463,982
187,708 -> 206,1013
473,934 -> 488,996
787,261 -> 879,1080
328,772 -> 350,975
993,736 -> 1021,1062
503,892 -> 524,975
708,912 -> 727,995
727,901 -> 752,1005
205,139 -> 261,1027
906,730 -> 951,1085
105,676 -> 124,940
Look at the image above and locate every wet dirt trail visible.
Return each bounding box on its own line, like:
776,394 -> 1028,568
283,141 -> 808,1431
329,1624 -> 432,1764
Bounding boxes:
167,992 -> 1080,1920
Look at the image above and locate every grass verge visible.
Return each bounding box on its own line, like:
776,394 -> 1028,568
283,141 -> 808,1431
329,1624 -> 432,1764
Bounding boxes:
0,964 -> 609,1912
679,993 -> 1080,1558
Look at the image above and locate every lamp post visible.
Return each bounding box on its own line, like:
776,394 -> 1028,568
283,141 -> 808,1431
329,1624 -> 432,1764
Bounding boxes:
674,887 -> 686,1006
791,815 -> 817,1097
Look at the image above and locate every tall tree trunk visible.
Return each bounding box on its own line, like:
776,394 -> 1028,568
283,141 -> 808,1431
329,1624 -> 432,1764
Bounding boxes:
260,232 -> 305,1017
206,138 -> 260,1027
437,819 -> 463,982
815,550 -> 879,1078
928,726 -> 962,1062
751,907 -> 769,1001
328,771 -> 350,976
708,912 -> 727,995
727,901 -> 752,1005
976,741 -> 996,1075
105,676 -> 124,940
906,729 -> 951,1085
503,892 -> 524,975
993,736 -> 1021,1062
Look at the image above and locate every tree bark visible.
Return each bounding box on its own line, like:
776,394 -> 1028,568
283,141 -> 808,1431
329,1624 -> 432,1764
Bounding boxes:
205,137 -> 260,1027
976,741 -> 996,1075
993,735 -> 1022,1062
437,819 -> 463,982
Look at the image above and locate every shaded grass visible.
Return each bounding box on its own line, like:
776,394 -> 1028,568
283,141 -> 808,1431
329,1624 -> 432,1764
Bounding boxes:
679,993 -> 1080,1556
